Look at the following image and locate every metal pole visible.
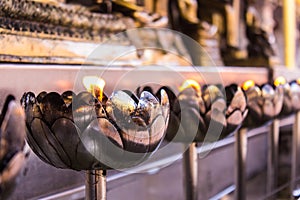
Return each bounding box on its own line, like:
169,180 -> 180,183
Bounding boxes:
283,0 -> 296,69
86,170 -> 107,200
183,142 -> 198,200
267,119 -> 280,198
291,112 -> 300,199
235,128 -> 248,200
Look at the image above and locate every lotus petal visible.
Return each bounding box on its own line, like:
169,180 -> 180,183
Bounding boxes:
165,112 -> 184,142
227,109 -> 243,127
245,86 -> 261,102
273,87 -> 284,115
80,118 -> 124,170
21,92 -> 42,124
203,85 -> 224,110
226,86 -> 247,114
120,127 -> 150,153
149,114 -> 165,151
52,118 -> 83,169
158,89 -> 170,124
25,128 -> 52,165
36,91 -> 48,103
61,90 -> 75,107
106,90 -> 137,130
261,84 -> 275,99
73,92 -> 98,132
290,82 -> 300,111
30,118 -> 68,168
39,92 -> 67,125
137,91 -> 161,125
179,87 -> 205,114
205,108 -> 226,141
181,107 -> 206,142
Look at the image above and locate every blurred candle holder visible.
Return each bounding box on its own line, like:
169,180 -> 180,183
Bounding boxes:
242,80 -> 284,127
21,79 -> 170,200
239,79 -> 284,199
0,95 -> 27,200
274,77 -> 300,116
138,80 -> 248,200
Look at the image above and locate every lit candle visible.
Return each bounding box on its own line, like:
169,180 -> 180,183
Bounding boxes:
179,79 -> 201,92
274,76 -> 286,87
83,76 -> 106,101
242,80 -> 255,91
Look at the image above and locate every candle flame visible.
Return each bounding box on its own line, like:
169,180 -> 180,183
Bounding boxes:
242,80 -> 255,91
179,79 -> 201,92
83,76 -> 106,101
274,76 -> 286,87
297,78 -> 300,85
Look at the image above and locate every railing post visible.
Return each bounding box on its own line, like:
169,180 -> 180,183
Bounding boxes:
183,142 -> 198,200
267,119 -> 280,198
235,128 -> 248,200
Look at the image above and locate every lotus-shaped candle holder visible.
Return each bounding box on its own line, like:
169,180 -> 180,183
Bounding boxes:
148,82 -> 248,143
274,77 -> 300,116
21,90 -> 169,171
242,80 -> 284,127
138,81 -> 247,200
21,88 -> 169,200
0,95 -> 26,199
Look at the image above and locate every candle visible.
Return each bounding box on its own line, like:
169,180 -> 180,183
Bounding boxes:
83,76 -> 106,102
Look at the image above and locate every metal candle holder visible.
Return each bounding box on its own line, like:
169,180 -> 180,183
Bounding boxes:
0,95 -> 26,200
138,82 -> 248,200
242,81 -> 284,127
239,80 -> 284,199
21,89 -> 169,200
278,79 -> 300,116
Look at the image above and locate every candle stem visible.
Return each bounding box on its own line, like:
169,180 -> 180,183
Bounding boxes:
183,142 -> 198,200
86,169 -> 107,200
235,128 -> 248,200
267,119 -> 279,198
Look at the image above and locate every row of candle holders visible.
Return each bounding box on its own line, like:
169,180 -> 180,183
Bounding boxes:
1,76 -> 300,199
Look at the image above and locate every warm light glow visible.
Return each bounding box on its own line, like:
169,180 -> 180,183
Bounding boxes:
242,80 -> 255,91
29,0 -> 58,5
274,76 -> 286,87
83,76 -> 106,101
297,78 -> 300,85
179,79 -> 201,92
55,80 -> 72,91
